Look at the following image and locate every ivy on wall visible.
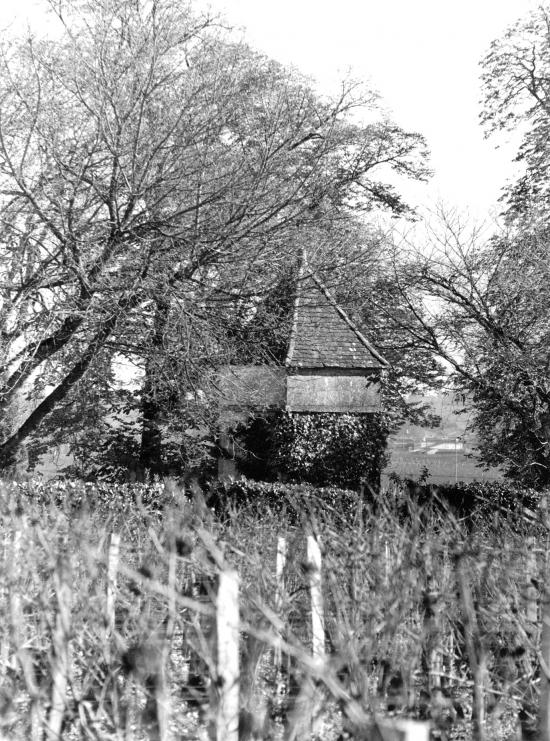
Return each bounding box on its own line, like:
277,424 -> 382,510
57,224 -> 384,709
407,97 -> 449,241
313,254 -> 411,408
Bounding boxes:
238,411 -> 389,490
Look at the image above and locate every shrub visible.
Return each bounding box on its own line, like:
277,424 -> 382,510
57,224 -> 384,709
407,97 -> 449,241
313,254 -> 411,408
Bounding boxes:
237,411 -> 389,490
395,476 -> 544,520
2,478 -> 170,515
207,476 -> 362,523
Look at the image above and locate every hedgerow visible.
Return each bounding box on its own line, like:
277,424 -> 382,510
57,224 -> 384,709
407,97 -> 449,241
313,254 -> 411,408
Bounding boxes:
207,477 -> 362,523
0,479 -> 169,514
393,477 -> 544,519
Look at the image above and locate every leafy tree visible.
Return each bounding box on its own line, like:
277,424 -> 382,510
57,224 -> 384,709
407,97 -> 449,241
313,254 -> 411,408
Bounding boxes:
0,0 -> 430,472
415,4 -> 550,485
386,211 -> 550,487
359,5 -> 550,488
481,4 -> 550,221
453,227 -> 550,486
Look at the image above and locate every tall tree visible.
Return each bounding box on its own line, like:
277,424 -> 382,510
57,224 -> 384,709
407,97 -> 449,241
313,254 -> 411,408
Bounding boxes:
481,3 -> 550,221
361,5 -> 550,487
383,211 -> 550,487
0,0 -> 430,471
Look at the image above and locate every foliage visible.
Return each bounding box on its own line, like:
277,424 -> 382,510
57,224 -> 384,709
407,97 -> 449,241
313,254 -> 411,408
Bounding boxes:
8,475 -> 542,524
236,411 -> 389,490
450,228 -> 550,487
465,6 -> 550,483
271,412 -> 389,489
353,274 -> 445,428
222,268 -> 298,365
207,476 -> 361,523
0,0 -> 430,471
391,476 -> 543,521
30,368 -> 216,482
480,4 -> 550,220
382,210 -> 550,488
365,6 -> 550,488
6,478 -> 169,513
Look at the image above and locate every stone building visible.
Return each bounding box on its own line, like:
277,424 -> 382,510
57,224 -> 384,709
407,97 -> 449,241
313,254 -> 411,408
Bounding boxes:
284,269 -> 387,412
217,262 -> 388,479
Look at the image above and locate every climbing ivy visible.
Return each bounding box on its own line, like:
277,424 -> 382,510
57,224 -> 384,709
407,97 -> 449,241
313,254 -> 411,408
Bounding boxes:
238,411 -> 388,490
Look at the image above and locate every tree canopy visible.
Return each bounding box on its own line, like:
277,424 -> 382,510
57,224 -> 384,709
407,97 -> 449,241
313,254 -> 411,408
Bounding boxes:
0,0 -> 430,475
359,3 -> 550,490
387,213 -> 550,486
481,4 -> 550,221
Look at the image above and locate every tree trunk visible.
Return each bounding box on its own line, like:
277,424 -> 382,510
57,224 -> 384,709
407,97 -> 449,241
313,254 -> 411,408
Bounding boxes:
139,297 -> 170,476
0,294 -> 140,469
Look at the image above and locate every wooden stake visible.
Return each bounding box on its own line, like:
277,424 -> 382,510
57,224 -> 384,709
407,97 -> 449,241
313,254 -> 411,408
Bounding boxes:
306,535 -> 324,660
525,537 -> 538,628
106,532 -> 121,641
540,556 -> 550,741
46,568 -> 72,741
215,569 -> 240,741
274,536 -> 287,669
157,546 -> 177,741
456,557 -> 486,741
373,716 -> 431,740
275,536 -> 287,610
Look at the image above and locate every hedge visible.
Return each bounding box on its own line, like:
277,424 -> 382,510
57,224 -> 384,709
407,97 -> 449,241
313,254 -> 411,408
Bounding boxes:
206,477 -> 362,523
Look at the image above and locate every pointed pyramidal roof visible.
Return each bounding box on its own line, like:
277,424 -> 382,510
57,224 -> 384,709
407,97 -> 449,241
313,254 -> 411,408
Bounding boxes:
285,261 -> 388,370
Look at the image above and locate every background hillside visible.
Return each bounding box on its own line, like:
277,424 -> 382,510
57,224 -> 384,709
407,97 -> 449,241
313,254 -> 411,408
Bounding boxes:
384,392 -> 504,484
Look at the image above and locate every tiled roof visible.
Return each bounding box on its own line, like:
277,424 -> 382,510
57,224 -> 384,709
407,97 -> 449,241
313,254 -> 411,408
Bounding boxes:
285,269 -> 388,370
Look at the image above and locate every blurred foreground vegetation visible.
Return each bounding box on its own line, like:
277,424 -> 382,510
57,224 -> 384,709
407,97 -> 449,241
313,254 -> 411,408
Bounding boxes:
0,477 -> 547,739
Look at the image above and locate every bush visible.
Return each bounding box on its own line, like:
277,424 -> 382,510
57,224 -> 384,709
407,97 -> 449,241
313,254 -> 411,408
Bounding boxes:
394,476 -> 544,520
207,476 -> 363,523
238,411 -> 389,490
2,478 -> 170,515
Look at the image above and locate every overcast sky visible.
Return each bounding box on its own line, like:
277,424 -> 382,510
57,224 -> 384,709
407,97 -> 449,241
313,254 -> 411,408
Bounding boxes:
1,0 -> 537,217
204,0 -> 535,217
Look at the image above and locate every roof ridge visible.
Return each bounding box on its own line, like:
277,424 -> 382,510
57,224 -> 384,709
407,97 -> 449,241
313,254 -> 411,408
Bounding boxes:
284,259 -> 304,367
285,260 -> 388,369
309,272 -> 389,367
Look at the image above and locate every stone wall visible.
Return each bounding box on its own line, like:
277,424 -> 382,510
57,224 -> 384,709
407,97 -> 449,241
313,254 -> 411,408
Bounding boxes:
286,372 -> 381,413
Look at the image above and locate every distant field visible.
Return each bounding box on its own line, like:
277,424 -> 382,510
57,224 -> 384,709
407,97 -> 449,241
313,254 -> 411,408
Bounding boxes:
383,392 -> 505,485
383,446 -> 504,484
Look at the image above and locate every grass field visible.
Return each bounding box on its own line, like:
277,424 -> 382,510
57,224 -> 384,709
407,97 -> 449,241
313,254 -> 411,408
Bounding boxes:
383,446 -> 504,484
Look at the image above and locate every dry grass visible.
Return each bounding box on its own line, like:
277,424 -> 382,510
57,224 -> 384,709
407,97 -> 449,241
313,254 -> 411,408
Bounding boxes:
0,478 -> 545,740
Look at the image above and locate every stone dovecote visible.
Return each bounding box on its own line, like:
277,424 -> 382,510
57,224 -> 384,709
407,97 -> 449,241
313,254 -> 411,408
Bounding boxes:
218,260 -> 388,418
284,265 -> 388,413
216,260 -> 389,478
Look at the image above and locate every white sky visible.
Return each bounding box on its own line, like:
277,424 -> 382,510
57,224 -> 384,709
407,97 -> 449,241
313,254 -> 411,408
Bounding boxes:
1,0 -> 537,216
205,0 -> 535,217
